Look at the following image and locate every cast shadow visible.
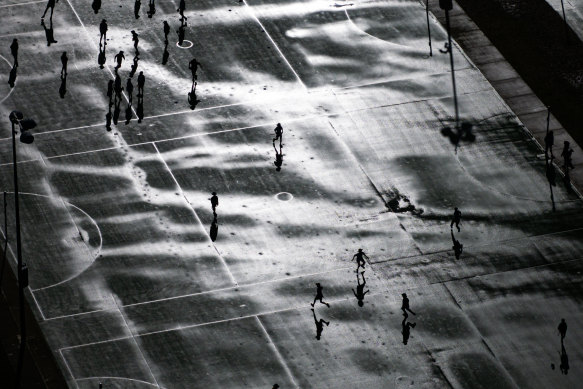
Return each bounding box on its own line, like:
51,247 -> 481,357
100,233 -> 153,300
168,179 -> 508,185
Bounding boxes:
352,271 -> 369,307
451,229 -> 463,260
312,308 -> 330,341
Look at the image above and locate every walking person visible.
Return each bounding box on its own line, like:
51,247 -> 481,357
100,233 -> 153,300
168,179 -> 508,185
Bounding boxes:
188,58 -> 202,81
209,192 -> 218,213
310,283 -> 330,307
114,50 -> 125,70
10,39 -> 18,67
558,318 -> 567,342
137,71 -> 145,97
147,0 -> 156,18
99,19 -> 108,43
273,123 -> 283,146
450,207 -> 461,232
134,0 -> 141,19
60,51 -> 68,76
545,130 -> 554,158
401,293 -> 415,316
163,20 -> 170,43
41,0 -> 57,20
177,23 -> 186,46
352,248 -> 368,271
177,0 -> 187,21
561,141 -> 574,170
131,30 -> 139,54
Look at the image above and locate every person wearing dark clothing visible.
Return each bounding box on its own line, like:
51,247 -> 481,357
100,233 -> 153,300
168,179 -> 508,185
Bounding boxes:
273,123 -> 283,146
126,78 -> 134,103
137,71 -> 145,97
312,309 -> 329,340
189,58 -> 201,81
209,192 -> 218,213
401,293 -> 415,315
99,19 -> 108,43
561,141 -> 574,170
311,283 -> 330,307
129,56 -> 139,78
177,0 -> 186,21
131,30 -> 139,54
163,21 -> 170,43
60,51 -> 68,76
114,51 -> 125,70
147,0 -> 156,18
134,0 -> 141,19
41,0 -> 57,20
92,0 -> 101,14
177,23 -> 186,46
352,248 -> 368,270
558,318 -> 567,342
352,271 -> 369,307
545,130 -> 554,158
10,39 -> 18,67
450,207 -> 461,232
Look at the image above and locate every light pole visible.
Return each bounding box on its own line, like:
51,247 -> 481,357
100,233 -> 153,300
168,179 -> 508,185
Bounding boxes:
439,0 -> 459,128
8,110 -> 35,389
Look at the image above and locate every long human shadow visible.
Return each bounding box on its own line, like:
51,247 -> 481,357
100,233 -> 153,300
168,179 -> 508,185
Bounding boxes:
41,18 -> 57,46
451,229 -> 463,260
59,73 -> 67,98
8,65 -> 17,88
311,308 -> 330,341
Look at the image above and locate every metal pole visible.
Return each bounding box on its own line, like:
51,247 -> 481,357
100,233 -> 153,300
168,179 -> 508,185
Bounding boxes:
445,9 -> 459,127
12,119 -> 26,389
426,0 -> 432,56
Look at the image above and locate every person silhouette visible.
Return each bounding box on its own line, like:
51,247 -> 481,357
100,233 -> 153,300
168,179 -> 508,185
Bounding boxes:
129,56 -> 139,78
8,65 -> 17,88
137,71 -> 145,97
559,343 -> 569,375
561,141 -> 574,170
98,42 -> 106,69
209,192 -> 218,213
450,207 -> 461,232
125,102 -> 133,125
558,318 -> 567,342
546,159 -> 557,187
544,130 -> 554,158
273,123 -> 283,146
126,78 -> 134,103
131,30 -> 139,54
310,283 -> 330,307
188,58 -> 201,81
352,248 -> 368,271
134,0 -> 141,19
163,21 -> 170,43
41,0 -> 57,20
401,313 -> 416,345
352,271 -> 369,307
60,51 -> 68,76
114,74 -> 123,102
401,293 -> 415,316
147,0 -> 156,18
41,19 -> 58,46
177,0 -> 186,21
273,142 -> 283,171
106,79 -> 114,105
59,73 -> 67,98
114,50 -> 125,70
91,0 -> 101,14
10,39 -> 18,67
177,23 -> 186,46
451,230 -> 463,260
99,19 -> 108,43
311,308 -> 330,341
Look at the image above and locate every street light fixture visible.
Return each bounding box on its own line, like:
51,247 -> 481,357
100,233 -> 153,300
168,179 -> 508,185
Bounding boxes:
9,110 -> 35,389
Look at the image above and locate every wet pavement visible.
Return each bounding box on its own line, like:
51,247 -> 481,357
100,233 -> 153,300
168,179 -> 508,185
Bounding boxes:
1,0 -> 583,388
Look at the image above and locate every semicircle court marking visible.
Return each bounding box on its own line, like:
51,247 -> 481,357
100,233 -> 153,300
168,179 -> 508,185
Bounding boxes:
75,376 -> 167,389
2,191 -> 104,292
0,54 -> 16,104
176,39 -> 193,49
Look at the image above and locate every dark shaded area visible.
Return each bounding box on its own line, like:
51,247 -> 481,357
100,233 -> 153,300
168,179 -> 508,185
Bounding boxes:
448,352 -> 516,389
454,0 -> 583,148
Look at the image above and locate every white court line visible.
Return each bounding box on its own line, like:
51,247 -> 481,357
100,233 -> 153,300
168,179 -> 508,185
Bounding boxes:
255,315 -> 299,388
0,0 -> 44,8
43,266 -> 352,321
76,377 -> 165,388
242,0 -> 308,91
152,142 -> 238,286
113,298 -> 161,388
59,349 -> 80,389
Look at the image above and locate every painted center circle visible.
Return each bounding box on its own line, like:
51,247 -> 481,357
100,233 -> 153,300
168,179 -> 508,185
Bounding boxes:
176,40 -> 193,49
275,192 -> 293,201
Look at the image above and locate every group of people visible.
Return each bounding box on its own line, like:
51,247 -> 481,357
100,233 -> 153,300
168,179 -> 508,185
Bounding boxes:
544,129 -> 575,186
